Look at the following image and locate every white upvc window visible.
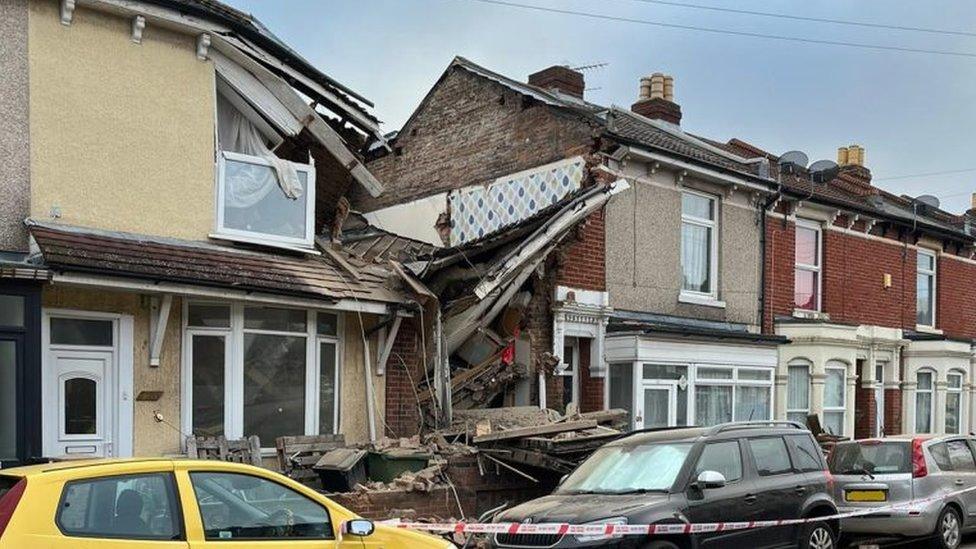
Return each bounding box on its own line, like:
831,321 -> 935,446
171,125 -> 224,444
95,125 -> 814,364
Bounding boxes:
182,302 -> 341,448
823,363 -> 847,436
917,249 -> 937,328
786,360 -> 812,425
915,370 -> 935,433
215,151 -> 316,249
946,371 -> 964,434
680,190 -> 719,299
693,366 -> 772,427
794,220 -> 822,312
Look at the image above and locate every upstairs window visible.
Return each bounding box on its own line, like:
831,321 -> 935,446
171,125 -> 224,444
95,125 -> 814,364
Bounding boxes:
680,191 -> 718,297
214,89 -> 315,249
916,249 -> 936,327
794,221 -> 822,311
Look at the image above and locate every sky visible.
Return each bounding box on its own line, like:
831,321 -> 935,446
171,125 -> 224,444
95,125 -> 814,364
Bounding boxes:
229,0 -> 976,213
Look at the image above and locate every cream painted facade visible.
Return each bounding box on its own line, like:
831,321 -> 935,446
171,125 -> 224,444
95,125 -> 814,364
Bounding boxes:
28,0 -> 216,240
901,338 -> 976,436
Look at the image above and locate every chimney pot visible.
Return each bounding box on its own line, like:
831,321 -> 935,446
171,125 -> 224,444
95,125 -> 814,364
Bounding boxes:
632,72 -> 682,125
971,192 -> 976,211
528,65 -> 585,99
839,144 -> 865,166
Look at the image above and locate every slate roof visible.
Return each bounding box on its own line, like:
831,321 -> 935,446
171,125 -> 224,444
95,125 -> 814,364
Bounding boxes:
28,222 -> 408,305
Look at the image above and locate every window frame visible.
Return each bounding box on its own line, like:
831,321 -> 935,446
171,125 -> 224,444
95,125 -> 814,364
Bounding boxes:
793,219 -> 822,312
915,369 -> 935,434
214,150 -> 317,250
946,371 -> 964,435
0,284 -> 42,468
55,472 -> 185,541
181,302 -> 343,449
691,365 -> 773,426
188,471 -> 334,541
786,361 -> 811,425
823,364 -> 847,436
679,189 -> 719,299
916,249 -> 937,328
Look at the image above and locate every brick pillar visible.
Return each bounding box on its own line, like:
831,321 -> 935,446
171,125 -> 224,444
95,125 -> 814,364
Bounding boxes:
578,339 -> 604,412
854,384 -> 876,439
884,388 -> 903,436
383,321 -> 423,438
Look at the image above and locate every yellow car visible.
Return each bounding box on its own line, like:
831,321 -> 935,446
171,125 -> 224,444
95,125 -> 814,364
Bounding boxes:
0,458 -> 452,548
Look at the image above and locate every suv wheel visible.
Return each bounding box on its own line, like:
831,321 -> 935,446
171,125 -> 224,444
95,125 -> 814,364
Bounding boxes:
801,520 -> 835,549
934,507 -> 962,549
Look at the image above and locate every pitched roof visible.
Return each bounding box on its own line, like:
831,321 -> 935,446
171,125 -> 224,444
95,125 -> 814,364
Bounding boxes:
27,222 -> 409,305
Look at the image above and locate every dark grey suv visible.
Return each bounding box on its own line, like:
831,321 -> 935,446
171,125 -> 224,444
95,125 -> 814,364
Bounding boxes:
490,421 -> 839,549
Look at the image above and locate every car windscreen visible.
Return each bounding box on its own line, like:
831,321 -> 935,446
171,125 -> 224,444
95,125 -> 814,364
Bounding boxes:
829,441 -> 911,475
556,442 -> 693,495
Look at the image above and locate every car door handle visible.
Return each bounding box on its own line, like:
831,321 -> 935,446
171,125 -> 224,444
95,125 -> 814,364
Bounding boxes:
795,485 -> 807,494
744,494 -> 758,504
955,479 -> 966,486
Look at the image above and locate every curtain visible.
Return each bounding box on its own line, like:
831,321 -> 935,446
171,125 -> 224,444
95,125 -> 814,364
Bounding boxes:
735,386 -> 770,421
916,392 -> 932,433
824,368 -> 845,408
787,365 -> 810,411
695,385 -> 732,426
681,223 -> 710,292
217,95 -> 302,207
946,393 -> 961,434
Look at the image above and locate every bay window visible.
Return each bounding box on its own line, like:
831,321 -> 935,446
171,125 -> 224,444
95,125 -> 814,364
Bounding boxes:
794,221 -> 822,311
694,366 -> 772,427
823,363 -> 847,436
184,303 -> 340,447
946,372 -> 963,434
916,250 -> 936,327
680,191 -> 718,297
786,361 -> 811,424
915,370 -> 934,433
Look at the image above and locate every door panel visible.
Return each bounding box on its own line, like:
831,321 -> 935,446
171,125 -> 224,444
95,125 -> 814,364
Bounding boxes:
744,437 -> 804,547
49,350 -> 113,457
685,440 -> 761,547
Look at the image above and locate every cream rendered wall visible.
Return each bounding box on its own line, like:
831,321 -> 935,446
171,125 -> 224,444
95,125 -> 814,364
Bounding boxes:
28,0 -> 216,240
43,286 -> 184,457
339,312 -> 385,445
605,164 -> 763,326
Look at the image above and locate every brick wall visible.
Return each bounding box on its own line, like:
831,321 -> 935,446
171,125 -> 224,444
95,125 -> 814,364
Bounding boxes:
822,220 -> 915,330
359,66 -> 600,212
854,385 -> 876,439
937,255 -> 976,340
884,388 -> 902,436
383,320 -> 425,438
763,213 -> 795,332
556,210 -> 606,292
578,338 -> 604,413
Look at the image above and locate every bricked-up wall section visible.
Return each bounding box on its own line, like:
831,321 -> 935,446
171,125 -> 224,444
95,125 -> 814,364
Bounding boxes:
556,209 -> 606,292
358,66 -> 601,212
763,213 -> 796,332
822,219 -> 915,330
578,338 -> 604,413
383,320 -> 425,438
938,256 -> 976,340
854,385 -> 876,439
884,388 -> 903,436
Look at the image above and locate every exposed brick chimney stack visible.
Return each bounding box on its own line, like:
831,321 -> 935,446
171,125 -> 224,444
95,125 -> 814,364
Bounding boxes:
834,143 -> 875,195
632,72 -> 682,125
528,65 -> 585,98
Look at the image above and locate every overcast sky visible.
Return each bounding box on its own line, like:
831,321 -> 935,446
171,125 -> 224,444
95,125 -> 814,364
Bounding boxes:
229,0 -> 976,213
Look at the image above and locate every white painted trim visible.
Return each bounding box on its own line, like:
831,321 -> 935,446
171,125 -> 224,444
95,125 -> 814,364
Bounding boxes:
794,218 -> 823,313
677,292 -> 726,309
51,272 -> 396,314
620,146 -> 773,193
917,248 -> 938,329
680,188 -> 720,300
149,294 -> 173,367
376,316 -> 402,377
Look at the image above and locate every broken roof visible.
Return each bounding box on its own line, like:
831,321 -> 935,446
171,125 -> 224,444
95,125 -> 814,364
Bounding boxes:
27,221 -> 409,306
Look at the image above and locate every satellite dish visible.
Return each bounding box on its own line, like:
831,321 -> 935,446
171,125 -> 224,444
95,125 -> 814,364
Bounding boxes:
779,150 -> 809,169
916,195 -> 941,210
808,159 -> 839,185
778,150 -> 808,175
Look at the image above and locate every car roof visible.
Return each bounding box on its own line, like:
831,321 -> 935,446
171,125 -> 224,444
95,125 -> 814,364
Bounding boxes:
610,422 -> 811,447
0,458 -> 262,478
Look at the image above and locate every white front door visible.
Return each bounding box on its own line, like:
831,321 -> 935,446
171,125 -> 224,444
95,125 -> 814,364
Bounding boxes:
637,383 -> 676,430
43,311 -> 134,459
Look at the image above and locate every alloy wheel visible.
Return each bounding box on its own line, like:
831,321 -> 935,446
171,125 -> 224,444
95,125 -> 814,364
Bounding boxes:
809,526 -> 833,549
942,511 -> 961,549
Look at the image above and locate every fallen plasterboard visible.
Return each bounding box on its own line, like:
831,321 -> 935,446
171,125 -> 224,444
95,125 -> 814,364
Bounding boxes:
363,193 -> 447,246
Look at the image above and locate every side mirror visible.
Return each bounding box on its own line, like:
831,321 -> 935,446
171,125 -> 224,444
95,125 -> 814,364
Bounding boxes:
695,470 -> 727,489
343,519 -> 375,537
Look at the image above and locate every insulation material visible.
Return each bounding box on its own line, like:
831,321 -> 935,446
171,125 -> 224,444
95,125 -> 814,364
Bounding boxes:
449,157 -> 585,246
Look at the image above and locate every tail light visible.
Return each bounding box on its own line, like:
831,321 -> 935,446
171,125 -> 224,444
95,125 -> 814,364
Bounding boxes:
912,438 -> 928,478
824,469 -> 835,492
0,478 -> 26,539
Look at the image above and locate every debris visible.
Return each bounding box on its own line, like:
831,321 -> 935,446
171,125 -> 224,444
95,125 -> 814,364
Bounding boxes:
313,448 -> 368,492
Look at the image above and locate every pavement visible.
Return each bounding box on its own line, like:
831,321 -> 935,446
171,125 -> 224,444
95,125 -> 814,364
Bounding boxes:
845,533 -> 976,548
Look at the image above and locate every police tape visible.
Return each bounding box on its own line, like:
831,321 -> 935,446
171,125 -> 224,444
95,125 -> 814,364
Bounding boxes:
385,483 -> 976,537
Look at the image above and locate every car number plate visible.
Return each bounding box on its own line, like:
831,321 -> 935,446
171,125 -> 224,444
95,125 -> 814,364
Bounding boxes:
845,489 -> 887,502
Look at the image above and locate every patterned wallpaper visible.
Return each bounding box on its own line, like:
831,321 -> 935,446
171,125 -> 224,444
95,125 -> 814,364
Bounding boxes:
449,156 -> 585,246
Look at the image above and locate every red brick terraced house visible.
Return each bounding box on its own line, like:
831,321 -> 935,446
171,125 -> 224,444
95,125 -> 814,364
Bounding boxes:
752,144 -> 976,439
357,58 -> 788,431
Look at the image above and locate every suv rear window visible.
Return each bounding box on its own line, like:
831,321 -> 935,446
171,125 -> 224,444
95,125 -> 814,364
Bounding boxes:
786,434 -> 824,472
829,441 -> 911,475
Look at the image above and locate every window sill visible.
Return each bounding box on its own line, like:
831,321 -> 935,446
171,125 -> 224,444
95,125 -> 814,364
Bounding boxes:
914,324 -> 943,335
209,233 -> 320,255
678,292 -> 726,309
792,309 -> 830,321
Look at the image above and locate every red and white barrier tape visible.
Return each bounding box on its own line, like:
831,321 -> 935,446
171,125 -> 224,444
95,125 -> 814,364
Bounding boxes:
387,483 -> 976,537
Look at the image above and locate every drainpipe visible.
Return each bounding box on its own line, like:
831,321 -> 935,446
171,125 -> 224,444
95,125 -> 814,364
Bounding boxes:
758,187 -> 783,331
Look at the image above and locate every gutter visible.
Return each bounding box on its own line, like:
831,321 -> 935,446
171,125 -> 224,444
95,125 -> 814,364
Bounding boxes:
615,145 -> 775,192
